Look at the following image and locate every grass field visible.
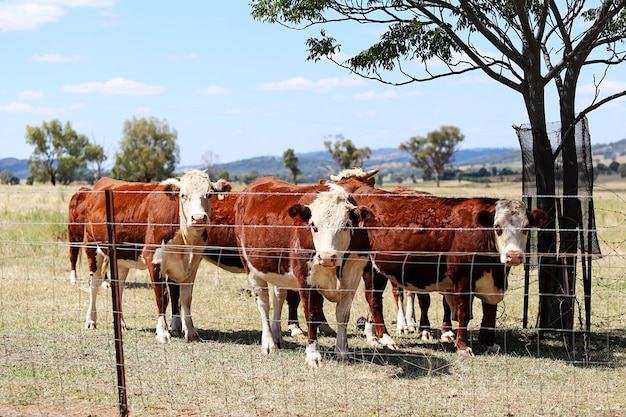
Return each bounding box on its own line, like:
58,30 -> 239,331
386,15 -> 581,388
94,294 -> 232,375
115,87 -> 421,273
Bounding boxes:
0,178 -> 625,417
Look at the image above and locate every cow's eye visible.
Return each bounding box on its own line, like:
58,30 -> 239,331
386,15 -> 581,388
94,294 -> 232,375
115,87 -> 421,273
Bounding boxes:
181,193 -> 188,201
311,223 -> 318,233
494,225 -> 503,236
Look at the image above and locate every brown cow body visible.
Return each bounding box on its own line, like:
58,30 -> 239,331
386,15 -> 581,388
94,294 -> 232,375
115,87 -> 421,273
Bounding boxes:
234,176 -> 377,366
81,170 -> 229,343
345,181 -> 547,355
199,193 -> 335,339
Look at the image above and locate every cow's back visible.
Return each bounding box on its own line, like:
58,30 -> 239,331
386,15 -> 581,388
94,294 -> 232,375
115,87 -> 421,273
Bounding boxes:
235,177 -> 326,274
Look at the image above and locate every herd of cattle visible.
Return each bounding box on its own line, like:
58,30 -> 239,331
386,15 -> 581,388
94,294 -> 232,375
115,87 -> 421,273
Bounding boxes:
67,168 -> 547,367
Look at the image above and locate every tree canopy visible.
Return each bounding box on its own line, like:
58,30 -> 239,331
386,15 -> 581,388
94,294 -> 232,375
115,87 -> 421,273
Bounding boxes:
324,134 -> 371,170
112,116 -> 180,182
25,119 -> 102,185
400,126 -> 464,187
283,148 -> 301,184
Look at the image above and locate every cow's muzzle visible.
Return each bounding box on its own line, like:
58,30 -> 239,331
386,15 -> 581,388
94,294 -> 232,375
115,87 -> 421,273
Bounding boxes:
316,253 -> 338,267
504,251 -> 524,266
190,213 -> 209,225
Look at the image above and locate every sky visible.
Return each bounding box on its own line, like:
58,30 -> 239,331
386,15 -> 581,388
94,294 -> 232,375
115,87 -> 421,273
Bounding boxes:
2,1 -> 626,167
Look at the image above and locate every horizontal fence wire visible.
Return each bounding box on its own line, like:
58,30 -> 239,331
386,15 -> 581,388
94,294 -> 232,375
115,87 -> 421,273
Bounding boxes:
0,184 -> 625,416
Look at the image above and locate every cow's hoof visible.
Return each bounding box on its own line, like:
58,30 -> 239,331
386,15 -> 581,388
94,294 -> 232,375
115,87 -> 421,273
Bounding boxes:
407,325 -> 417,333
486,343 -> 502,354
420,330 -> 434,341
185,331 -> 200,342
85,320 -> 96,329
336,352 -> 354,363
288,323 -> 305,338
261,341 -> 276,355
156,333 -> 171,344
305,342 -> 322,368
379,334 -> 397,350
456,347 -> 474,357
441,330 -> 455,342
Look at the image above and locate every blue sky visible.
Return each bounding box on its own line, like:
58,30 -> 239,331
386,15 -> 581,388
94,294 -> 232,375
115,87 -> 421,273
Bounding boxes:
2,1 -> 626,167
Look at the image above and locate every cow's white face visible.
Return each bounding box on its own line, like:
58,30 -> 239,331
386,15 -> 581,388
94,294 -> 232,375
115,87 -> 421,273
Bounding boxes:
492,199 -> 545,266
290,184 -> 369,268
162,170 -> 230,230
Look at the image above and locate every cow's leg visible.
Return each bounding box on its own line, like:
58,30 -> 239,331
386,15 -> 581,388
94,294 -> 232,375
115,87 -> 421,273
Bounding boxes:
179,281 -> 199,342
301,287 -> 325,368
454,289 -> 474,357
85,250 -> 106,329
362,269 -> 396,349
405,291 -> 419,333
69,244 -> 80,285
416,293 -> 434,341
479,301 -> 502,354
150,262 -> 171,344
271,286 -> 287,346
114,265 -> 130,331
441,293 -> 455,342
249,274 -> 276,354
334,291 -> 357,362
392,284 -> 409,334
285,289 -> 304,337
168,279 -> 182,337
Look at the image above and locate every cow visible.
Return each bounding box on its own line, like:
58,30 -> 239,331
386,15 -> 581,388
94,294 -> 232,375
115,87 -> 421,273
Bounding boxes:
82,170 -> 230,343
197,192 -> 336,339
342,177 -> 547,356
68,186 -> 91,285
234,176 -> 376,366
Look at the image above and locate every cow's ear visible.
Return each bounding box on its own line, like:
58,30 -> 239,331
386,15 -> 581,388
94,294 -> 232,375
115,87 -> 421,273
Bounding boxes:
477,210 -> 494,227
529,208 -> 548,227
161,179 -> 181,201
212,179 -> 232,193
288,204 -> 311,226
350,206 -> 373,227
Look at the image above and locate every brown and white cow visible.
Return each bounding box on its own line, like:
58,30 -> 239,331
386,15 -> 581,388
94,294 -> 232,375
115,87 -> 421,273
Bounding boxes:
196,192 -> 335,339
344,180 -> 547,356
82,170 -> 230,343
234,176 -> 373,366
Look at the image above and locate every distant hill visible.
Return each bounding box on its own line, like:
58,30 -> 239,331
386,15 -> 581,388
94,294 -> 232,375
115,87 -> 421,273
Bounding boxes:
0,158 -> 30,179
3,139 -> 625,181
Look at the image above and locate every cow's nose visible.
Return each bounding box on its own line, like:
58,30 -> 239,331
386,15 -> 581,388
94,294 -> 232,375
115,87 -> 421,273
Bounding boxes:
317,253 -> 338,267
506,251 -> 524,266
191,213 -> 208,225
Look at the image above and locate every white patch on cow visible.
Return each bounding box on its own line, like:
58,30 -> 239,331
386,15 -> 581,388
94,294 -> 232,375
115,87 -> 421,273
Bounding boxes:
473,270 -> 505,305
375,265 -> 455,294
493,199 -> 530,265
306,184 -> 357,268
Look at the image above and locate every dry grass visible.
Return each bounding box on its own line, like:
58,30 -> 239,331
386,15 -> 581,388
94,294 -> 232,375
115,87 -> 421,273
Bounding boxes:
0,179 -> 625,417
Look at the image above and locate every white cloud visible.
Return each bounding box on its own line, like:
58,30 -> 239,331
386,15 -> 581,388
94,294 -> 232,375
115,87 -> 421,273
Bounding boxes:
61,77 -> 166,96
17,89 -> 44,100
198,86 -> 230,96
256,76 -> 365,92
31,53 -> 85,63
0,101 -> 60,114
0,0 -> 114,32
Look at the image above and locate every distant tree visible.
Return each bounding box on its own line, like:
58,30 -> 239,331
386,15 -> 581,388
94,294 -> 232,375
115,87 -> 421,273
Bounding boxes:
201,151 -> 221,180
0,169 -> 13,184
400,126 -> 464,187
25,119 -> 90,185
84,142 -> 107,181
609,160 -> 620,173
112,117 -> 179,182
217,170 -> 230,181
282,148 -> 300,184
324,134 -> 371,170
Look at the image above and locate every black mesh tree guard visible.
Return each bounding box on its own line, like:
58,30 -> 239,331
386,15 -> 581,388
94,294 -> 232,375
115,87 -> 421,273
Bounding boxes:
514,116 -> 600,333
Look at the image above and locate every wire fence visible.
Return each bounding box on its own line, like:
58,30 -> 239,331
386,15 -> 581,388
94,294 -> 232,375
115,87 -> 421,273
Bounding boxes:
0,183 -> 625,417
